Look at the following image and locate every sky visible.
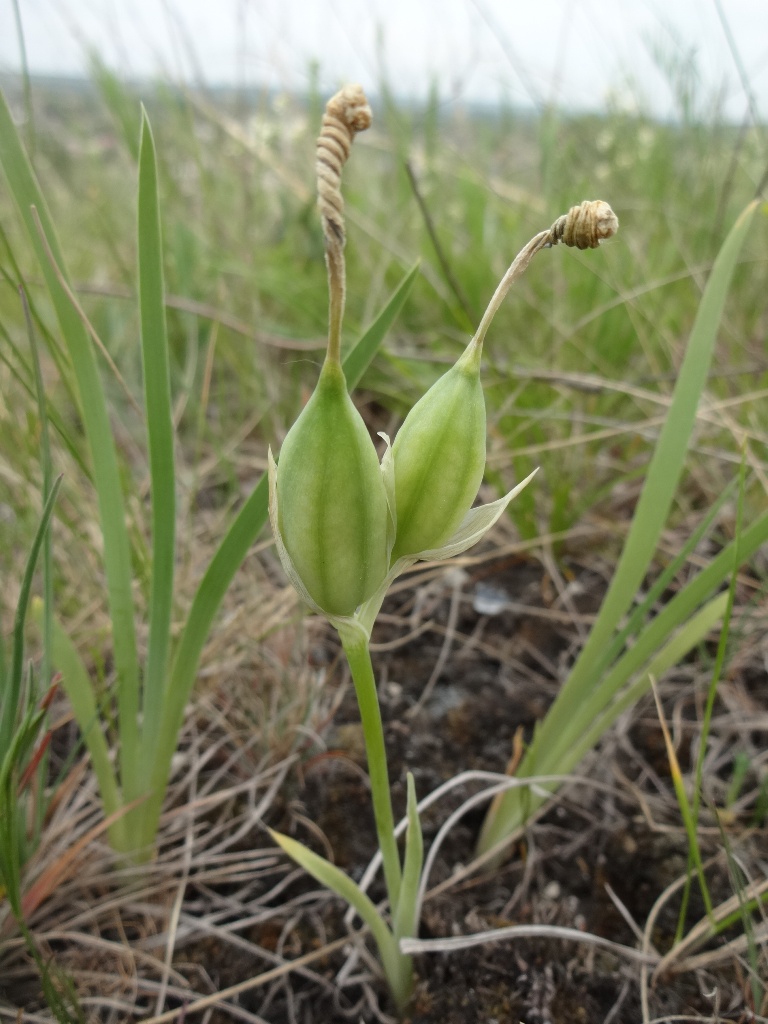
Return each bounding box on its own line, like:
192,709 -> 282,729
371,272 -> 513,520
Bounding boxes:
1,0 -> 766,120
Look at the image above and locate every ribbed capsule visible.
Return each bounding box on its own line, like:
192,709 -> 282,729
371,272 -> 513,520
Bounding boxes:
276,361 -> 389,617
390,341 -> 486,562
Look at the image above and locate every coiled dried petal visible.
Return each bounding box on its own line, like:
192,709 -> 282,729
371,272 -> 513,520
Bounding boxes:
316,84 -> 372,248
549,200 -> 619,250
316,84 -> 372,364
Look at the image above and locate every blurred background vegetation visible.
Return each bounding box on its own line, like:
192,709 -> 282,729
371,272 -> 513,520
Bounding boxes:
1,56 -> 766,606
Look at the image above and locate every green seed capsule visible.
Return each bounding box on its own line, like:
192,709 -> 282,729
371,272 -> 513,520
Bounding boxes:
276,360 -> 389,617
391,341 -> 485,562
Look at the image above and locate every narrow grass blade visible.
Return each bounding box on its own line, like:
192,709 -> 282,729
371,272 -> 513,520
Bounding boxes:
0,475 -> 62,757
677,456 -> 746,940
549,506 -> 768,770
88,54 -> 141,161
584,478 -> 737,688
136,110 -> 176,775
342,262 -> 420,390
550,592 -> 727,772
692,455 -> 746,822
269,829 -> 409,1009
0,313 -> 87,475
650,678 -> 713,920
0,729 -> 48,914
393,772 -> 423,948
9,0 -> 35,157
0,711 -> 37,915
36,603 -> 125,851
512,591 -> 728,837
24,286 -> 54,710
0,87 -> 141,794
0,219 -> 77,407
719,833 -> 766,1012
20,291 -> 56,848
0,301 -> 58,913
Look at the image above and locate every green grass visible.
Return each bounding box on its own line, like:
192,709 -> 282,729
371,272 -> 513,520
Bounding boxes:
477,196 -> 766,857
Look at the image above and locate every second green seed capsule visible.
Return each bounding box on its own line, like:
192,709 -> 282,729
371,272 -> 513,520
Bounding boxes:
391,340 -> 486,562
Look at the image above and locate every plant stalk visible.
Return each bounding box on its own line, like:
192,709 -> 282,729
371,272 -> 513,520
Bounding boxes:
338,626 -> 402,912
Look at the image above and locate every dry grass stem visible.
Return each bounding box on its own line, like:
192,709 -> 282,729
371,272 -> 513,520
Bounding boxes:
400,923 -> 657,965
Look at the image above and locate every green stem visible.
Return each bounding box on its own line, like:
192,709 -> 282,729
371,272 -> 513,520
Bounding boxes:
470,229 -> 550,354
338,625 -> 402,911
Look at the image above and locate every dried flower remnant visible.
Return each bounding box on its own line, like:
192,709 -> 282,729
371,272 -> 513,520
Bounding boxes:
316,84 -> 372,244
464,199 -> 618,359
549,199 -> 619,250
316,84 -> 372,356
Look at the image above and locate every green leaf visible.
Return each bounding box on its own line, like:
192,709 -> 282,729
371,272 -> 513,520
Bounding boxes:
136,109 -> 176,777
393,773 -> 423,949
32,601 -> 126,852
342,262 -> 420,391
574,591 -> 730,767
269,828 -> 411,1009
0,476 -> 61,757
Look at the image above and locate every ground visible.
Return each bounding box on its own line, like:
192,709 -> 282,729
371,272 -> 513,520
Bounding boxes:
3,519 -> 764,1023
